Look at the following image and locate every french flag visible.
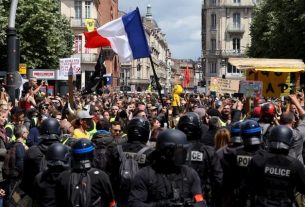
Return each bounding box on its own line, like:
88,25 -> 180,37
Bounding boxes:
84,8 -> 151,63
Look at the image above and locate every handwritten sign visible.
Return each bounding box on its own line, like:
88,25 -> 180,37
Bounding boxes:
246,71 -> 290,97
209,77 -> 240,94
59,58 -> 81,77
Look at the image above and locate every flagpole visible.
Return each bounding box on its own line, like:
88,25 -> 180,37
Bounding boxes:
149,55 -> 164,107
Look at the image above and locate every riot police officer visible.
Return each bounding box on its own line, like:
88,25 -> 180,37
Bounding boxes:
21,118 -> 61,198
177,112 -> 222,207
128,129 -> 207,207
113,116 -> 153,206
56,138 -> 115,207
216,121 -> 243,206
226,119 -> 263,207
33,143 -> 70,207
246,125 -> 305,207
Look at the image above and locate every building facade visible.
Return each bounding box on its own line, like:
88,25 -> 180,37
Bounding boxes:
202,0 -> 259,85
172,59 -> 197,91
60,0 -> 119,90
120,5 -> 171,93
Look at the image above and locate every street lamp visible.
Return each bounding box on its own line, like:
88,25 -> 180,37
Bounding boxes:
7,0 -> 19,102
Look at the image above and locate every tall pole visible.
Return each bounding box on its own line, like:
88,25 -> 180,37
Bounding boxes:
7,0 -> 19,103
149,55 -> 164,107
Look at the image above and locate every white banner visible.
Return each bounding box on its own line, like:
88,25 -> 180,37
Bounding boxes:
59,58 -> 81,78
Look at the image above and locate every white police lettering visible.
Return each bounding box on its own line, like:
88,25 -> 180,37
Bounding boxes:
190,151 -> 203,161
237,155 -> 252,167
264,166 -> 291,177
124,152 -> 146,164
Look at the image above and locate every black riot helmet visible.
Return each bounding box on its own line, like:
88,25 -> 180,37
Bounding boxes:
268,125 -> 293,151
230,121 -> 242,144
240,119 -> 262,145
40,118 -> 61,141
71,138 -> 95,170
156,129 -> 189,167
46,143 -> 70,169
127,116 -> 150,143
176,112 -> 202,141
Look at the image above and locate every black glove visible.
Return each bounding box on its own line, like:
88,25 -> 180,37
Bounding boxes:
193,201 -> 207,207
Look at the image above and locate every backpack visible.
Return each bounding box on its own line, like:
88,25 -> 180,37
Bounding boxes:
93,145 -> 109,171
68,169 -> 102,207
3,142 -> 22,179
117,145 -> 150,191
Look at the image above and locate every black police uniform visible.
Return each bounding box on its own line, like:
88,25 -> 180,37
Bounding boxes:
56,168 -> 115,207
247,150 -> 305,207
21,118 -> 61,197
246,125 -> 305,207
177,112 -> 223,207
129,129 -> 206,207
129,164 -> 203,207
33,143 -> 70,207
55,138 -> 116,207
111,117 -> 153,207
224,120 -> 263,207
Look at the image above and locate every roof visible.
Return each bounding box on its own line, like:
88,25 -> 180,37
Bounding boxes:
228,58 -> 305,72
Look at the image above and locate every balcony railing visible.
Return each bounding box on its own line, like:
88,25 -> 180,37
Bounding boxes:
204,50 -> 222,56
71,53 -> 98,63
223,0 -> 255,7
226,24 -> 245,33
221,49 -> 246,57
70,18 -> 99,28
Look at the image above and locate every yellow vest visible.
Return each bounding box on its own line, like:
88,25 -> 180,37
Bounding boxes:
73,129 -> 90,139
88,121 -> 97,139
5,123 -> 16,141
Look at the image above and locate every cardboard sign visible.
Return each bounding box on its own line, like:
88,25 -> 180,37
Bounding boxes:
239,80 -> 263,98
209,77 -> 240,94
246,71 -> 290,97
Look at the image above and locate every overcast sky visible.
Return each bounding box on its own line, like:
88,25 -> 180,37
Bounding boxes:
119,0 -> 202,60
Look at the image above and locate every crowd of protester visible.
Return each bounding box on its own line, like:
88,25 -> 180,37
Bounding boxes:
0,77 -> 303,206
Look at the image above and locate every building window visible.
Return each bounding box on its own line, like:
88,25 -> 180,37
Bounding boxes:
211,14 -> 216,30
227,63 -> 241,73
234,0 -> 241,3
75,0 -> 81,19
233,13 -> 241,28
137,64 -> 141,79
233,38 -> 240,53
211,39 -> 216,52
74,35 -> 82,53
209,62 -> 216,74
85,1 -> 91,19
210,0 -> 216,6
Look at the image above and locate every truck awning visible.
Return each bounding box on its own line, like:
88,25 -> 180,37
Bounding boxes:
228,58 -> 305,72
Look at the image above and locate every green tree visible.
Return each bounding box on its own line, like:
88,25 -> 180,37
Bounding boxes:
0,0 -> 73,69
248,0 -> 305,59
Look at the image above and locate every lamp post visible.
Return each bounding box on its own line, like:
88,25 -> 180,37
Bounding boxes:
7,0 -> 19,103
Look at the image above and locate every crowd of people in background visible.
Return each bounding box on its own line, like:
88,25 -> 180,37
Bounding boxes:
0,77 -> 303,206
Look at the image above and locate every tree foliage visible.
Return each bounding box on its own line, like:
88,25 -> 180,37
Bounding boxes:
0,0 -> 73,69
248,0 -> 305,59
